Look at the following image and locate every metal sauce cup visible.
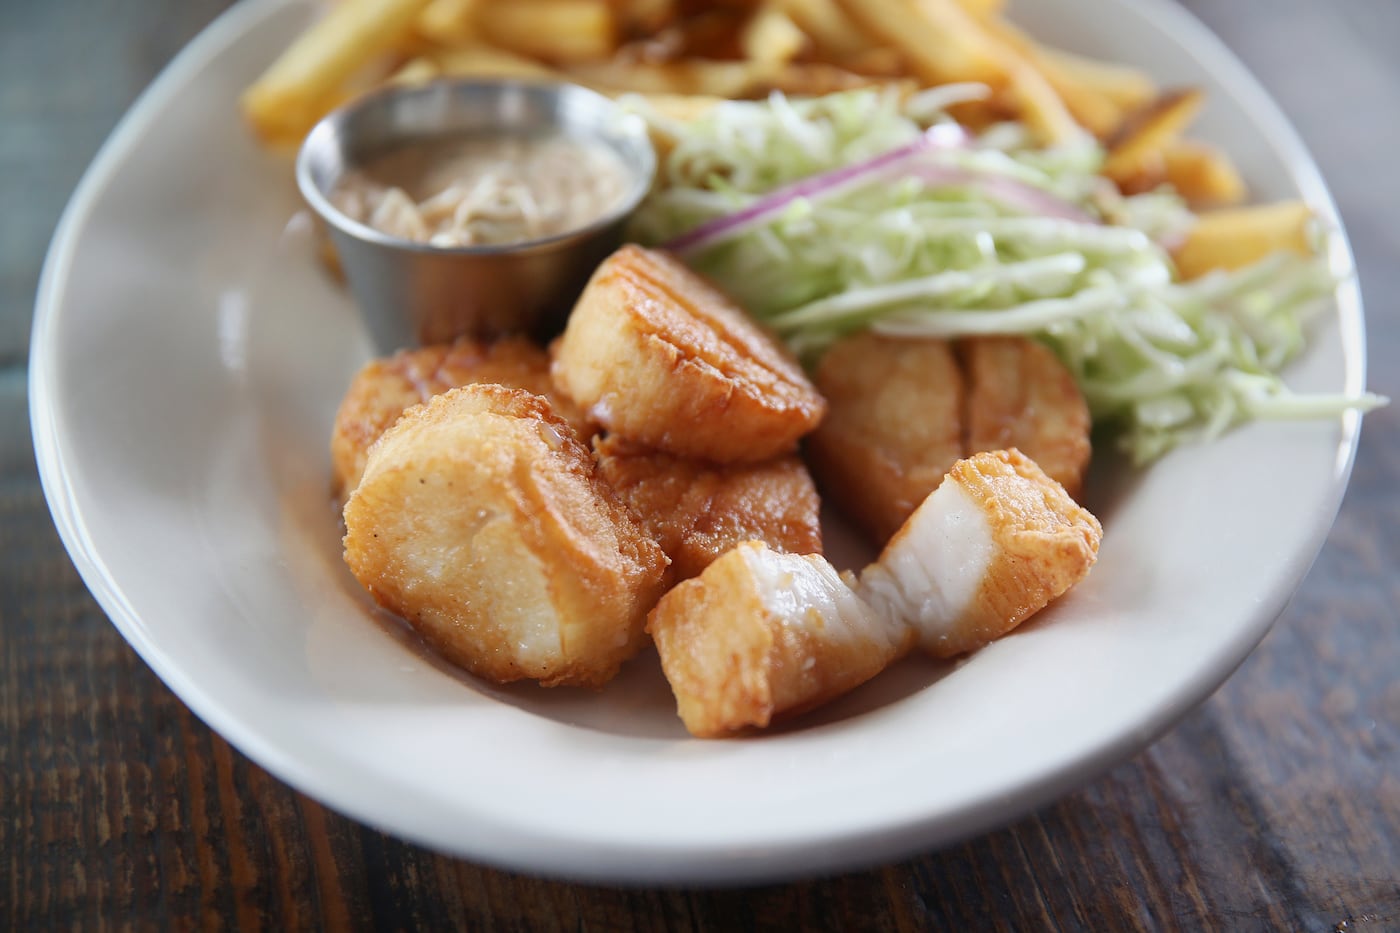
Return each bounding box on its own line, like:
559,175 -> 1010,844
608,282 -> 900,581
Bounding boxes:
296,79 -> 656,352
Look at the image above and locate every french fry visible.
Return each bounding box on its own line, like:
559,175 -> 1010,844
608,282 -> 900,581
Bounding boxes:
241,0 -> 434,141
613,0 -> 679,38
1046,73 -> 1122,138
980,17 -> 1124,137
952,0 -> 1006,17
430,44 -> 561,80
568,59 -> 759,96
242,0 -> 1254,247
832,0 -> 1082,145
479,0 -> 618,63
1173,201 -> 1313,280
749,62 -> 881,96
777,0 -> 877,61
415,0 -> 479,45
666,9 -> 751,60
1161,140 -> 1247,207
1036,46 -> 1157,113
741,4 -> 808,66
387,56 -> 443,87
389,43 -> 562,86
569,58 -> 873,98
838,46 -> 908,78
1103,88 -> 1204,183
833,0 -> 1007,86
1001,57 -> 1084,147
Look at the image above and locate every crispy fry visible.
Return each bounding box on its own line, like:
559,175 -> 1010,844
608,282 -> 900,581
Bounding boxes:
1173,202 -> 1314,280
241,0 -> 434,141
569,58 -> 873,97
832,0 -> 1081,145
415,0 -> 479,45
833,0 -> 1006,86
401,43 -> 562,84
741,3 -> 808,66
1102,88 -> 1204,183
952,0 -> 1005,17
1161,140 -> 1247,207
479,0 -> 618,63
614,0 -> 678,38
1044,72 -> 1121,138
748,61 -> 879,95
980,16 -> 1124,137
568,58 -> 756,96
777,0 -> 875,61
386,55 -> 440,86
1036,46 -> 1157,113
837,46 -> 908,78
1000,55 -> 1084,147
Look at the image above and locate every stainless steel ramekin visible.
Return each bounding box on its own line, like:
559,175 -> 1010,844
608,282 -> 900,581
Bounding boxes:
296,78 -> 656,352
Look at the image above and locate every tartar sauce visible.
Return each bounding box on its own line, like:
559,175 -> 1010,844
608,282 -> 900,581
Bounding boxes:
332,134 -> 630,248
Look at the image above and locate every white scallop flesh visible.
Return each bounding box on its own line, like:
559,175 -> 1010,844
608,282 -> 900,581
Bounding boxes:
743,545 -> 907,653
856,480 -> 995,645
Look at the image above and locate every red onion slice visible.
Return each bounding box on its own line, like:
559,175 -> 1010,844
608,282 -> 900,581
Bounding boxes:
663,123 -> 971,257
663,126 -> 1101,257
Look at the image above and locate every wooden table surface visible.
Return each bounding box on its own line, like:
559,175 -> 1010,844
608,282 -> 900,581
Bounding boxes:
4,1 -> 1398,929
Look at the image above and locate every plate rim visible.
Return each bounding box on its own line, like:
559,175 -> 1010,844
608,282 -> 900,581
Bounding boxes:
28,0 -> 1369,884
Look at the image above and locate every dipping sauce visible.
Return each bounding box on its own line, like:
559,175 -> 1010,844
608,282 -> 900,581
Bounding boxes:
332,134 -> 632,248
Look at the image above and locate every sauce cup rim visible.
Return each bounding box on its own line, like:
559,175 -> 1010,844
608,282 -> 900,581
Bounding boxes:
294,77 -> 657,258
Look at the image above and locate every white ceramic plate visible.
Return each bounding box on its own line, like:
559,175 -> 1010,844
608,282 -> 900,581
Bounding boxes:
31,0 -> 1367,884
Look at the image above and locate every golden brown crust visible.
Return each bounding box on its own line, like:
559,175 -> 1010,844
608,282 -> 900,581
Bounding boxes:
806,333 -> 964,544
342,384 -> 669,687
648,542 -> 910,738
594,435 -> 822,583
960,337 -> 1092,500
330,336 -> 595,499
550,245 -> 826,462
808,332 -> 1092,548
648,550 -> 776,736
937,448 -> 1101,658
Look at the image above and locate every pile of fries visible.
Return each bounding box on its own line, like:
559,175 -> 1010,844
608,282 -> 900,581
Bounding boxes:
243,0 -> 1315,278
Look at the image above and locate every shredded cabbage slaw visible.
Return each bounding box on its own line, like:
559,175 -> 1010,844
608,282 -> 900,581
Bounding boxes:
627,87 -> 1384,463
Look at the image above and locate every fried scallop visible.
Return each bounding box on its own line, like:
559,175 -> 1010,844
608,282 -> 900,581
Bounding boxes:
807,331 -> 1092,546
806,332 -> 965,545
330,336 -> 594,498
650,450 -> 1102,736
857,449 -> 1102,660
342,384 -> 669,688
649,541 -> 914,738
961,336 -> 1092,500
550,245 -> 826,462
593,435 -> 822,583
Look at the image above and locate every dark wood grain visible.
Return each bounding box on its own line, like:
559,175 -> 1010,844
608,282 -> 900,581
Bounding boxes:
3,0 -> 1398,930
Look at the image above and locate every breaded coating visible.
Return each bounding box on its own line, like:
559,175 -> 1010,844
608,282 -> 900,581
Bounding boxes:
651,450 -> 1102,735
806,333 -> 964,545
649,541 -> 913,738
961,337 -> 1091,500
808,332 -> 1091,546
330,336 -> 594,498
594,435 -> 822,583
342,385 -> 669,688
551,245 -> 826,462
858,449 -> 1102,659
